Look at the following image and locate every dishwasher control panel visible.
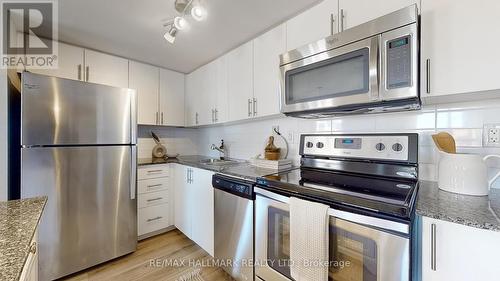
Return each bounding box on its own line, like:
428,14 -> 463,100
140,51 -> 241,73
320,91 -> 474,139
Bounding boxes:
212,174 -> 255,199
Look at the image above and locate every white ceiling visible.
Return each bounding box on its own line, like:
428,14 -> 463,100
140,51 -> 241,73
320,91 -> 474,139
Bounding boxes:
56,0 -> 321,73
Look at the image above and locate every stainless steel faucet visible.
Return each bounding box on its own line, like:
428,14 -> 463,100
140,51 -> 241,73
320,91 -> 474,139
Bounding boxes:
211,140 -> 225,160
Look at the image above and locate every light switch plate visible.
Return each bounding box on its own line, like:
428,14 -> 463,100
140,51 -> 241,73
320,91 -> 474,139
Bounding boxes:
483,124 -> 500,147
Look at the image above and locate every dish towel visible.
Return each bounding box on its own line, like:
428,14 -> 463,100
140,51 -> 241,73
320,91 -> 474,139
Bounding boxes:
290,197 -> 329,281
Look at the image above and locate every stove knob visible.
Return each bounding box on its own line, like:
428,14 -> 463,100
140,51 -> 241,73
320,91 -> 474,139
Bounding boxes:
306,141 -> 314,148
392,143 -> 404,152
316,142 -> 324,148
375,143 -> 385,151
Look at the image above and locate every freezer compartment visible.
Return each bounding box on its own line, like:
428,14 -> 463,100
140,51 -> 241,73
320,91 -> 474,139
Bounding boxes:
21,72 -> 136,146
21,146 -> 137,280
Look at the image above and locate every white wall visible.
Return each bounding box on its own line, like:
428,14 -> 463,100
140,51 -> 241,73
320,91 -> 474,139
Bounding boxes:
195,99 -> 500,187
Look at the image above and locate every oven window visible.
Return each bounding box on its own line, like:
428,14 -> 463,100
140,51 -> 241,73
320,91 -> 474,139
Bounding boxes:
285,48 -> 370,105
267,207 -> 291,278
329,218 -> 377,281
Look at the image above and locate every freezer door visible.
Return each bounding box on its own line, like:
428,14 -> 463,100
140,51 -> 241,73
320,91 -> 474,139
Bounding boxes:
21,146 -> 137,281
21,72 -> 137,145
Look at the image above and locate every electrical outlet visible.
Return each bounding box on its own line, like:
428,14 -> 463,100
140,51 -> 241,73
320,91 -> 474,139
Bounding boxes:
484,124 -> 500,147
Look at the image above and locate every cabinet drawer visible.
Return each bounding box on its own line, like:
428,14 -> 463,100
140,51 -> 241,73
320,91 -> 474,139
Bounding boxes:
138,204 -> 170,236
138,165 -> 169,180
138,189 -> 169,209
138,178 -> 169,194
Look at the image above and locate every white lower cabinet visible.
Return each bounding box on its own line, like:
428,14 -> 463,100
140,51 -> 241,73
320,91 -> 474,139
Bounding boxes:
137,165 -> 172,237
173,164 -> 214,256
421,216 -> 500,281
20,229 -> 38,281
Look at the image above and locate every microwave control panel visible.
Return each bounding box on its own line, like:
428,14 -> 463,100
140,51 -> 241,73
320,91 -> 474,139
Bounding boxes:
386,35 -> 412,89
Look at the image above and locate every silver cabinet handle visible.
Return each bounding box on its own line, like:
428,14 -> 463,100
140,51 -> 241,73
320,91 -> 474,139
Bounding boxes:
340,9 -> 345,32
426,59 -> 431,94
431,223 -> 437,271
147,169 -> 163,174
211,109 -> 215,123
156,112 -> 159,125
330,14 -> 335,35
29,242 -> 37,254
195,112 -> 199,125
77,64 -> 82,80
147,197 -> 163,202
253,98 -> 257,116
161,112 -> 164,125
147,216 -> 162,222
248,99 -> 252,117
147,184 -> 162,188
186,169 -> 189,183
215,108 -> 218,122
85,66 -> 89,82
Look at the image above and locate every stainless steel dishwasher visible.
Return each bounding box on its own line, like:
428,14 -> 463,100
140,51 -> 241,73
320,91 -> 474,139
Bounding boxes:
213,174 -> 255,281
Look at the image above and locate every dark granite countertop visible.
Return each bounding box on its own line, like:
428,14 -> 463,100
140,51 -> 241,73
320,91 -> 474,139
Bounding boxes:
138,155 -> 286,181
416,181 -> 500,231
0,196 -> 47,281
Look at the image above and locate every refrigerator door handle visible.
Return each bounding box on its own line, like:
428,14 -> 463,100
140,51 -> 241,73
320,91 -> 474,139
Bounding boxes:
130,146 -> 137,200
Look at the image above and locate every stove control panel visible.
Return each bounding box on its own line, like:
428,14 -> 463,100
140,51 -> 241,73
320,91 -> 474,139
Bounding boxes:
301,134 -> 414,162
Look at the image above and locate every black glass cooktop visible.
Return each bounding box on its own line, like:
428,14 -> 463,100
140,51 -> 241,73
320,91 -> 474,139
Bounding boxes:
256,168 -> 418,219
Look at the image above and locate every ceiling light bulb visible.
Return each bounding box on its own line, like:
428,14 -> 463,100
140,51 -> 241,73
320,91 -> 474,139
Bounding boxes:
164,27 -> 177,44
173,16 -> 187,30
190,5 -> 206,21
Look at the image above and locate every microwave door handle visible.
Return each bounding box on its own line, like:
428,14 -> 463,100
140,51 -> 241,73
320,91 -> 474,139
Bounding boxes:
369,36 -> 381,101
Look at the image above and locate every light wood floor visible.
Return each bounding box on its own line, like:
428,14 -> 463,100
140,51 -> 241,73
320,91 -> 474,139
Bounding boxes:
62,229 -> 234,281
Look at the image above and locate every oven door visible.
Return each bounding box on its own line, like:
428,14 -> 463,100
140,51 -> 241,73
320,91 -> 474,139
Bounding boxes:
279,35 -> 380,115
255,188 -> 410,281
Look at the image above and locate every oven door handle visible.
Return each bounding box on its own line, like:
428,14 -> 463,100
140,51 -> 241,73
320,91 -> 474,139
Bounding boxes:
255,187 -> 409,235
328,208 -> 409,235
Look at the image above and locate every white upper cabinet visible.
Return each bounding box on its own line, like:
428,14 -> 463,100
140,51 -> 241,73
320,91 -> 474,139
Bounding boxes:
129,61 -> 159,125
338,0 -> 418,31
84,49 -> 129,88
26,42 -> 84,81
253,24 -> 286,117
214,56 -> 228,124
185,71 -> 199,126
285,0 -> 339,51
227,41 -> 254,122
160,68 -> 185,126
421,0 -> 500,99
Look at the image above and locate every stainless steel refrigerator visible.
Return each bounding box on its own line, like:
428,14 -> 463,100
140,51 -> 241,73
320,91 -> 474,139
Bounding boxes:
13,72 -> 137,280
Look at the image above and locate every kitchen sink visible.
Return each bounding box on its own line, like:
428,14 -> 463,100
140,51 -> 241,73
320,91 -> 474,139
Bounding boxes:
199,158 -> 238,166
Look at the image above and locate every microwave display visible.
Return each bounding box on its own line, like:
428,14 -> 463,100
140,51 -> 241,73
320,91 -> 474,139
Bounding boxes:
386,35 -> 412,89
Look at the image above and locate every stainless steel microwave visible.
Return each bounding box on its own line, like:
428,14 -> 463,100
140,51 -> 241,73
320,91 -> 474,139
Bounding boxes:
279,5 -> 420,118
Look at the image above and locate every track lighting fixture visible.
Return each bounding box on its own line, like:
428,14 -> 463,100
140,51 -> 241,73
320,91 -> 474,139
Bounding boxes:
162,0 -> 206,44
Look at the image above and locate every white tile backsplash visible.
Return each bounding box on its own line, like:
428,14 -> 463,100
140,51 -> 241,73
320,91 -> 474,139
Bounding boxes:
138,98 -> 500,187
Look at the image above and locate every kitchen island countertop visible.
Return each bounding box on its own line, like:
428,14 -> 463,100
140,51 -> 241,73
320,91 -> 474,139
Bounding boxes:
0,196 -> 47,281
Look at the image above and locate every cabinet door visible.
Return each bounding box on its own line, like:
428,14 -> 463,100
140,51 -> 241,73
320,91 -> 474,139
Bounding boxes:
27,41 -> 84,81
214,56 -> 228,124
160,68 -> 185,126
84,49 -> 129,88
129,61 -> 159,125
227,41 -> 254,122
421,0 -> 500,97
339,0 -> 417,31
286,0 -> 338,51
421,217 -> 500,281
185,72 -> 199,126
173,165 -> 192,237
253,24 -> 286,117
191,168 -> 215,256
199,62 -> 217,125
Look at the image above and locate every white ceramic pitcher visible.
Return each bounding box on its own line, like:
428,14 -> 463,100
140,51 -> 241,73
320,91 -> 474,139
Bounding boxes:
438,152 -> 500,196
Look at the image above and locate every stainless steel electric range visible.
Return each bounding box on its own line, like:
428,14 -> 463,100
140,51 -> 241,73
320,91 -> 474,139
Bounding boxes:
254,133 -> 419,281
